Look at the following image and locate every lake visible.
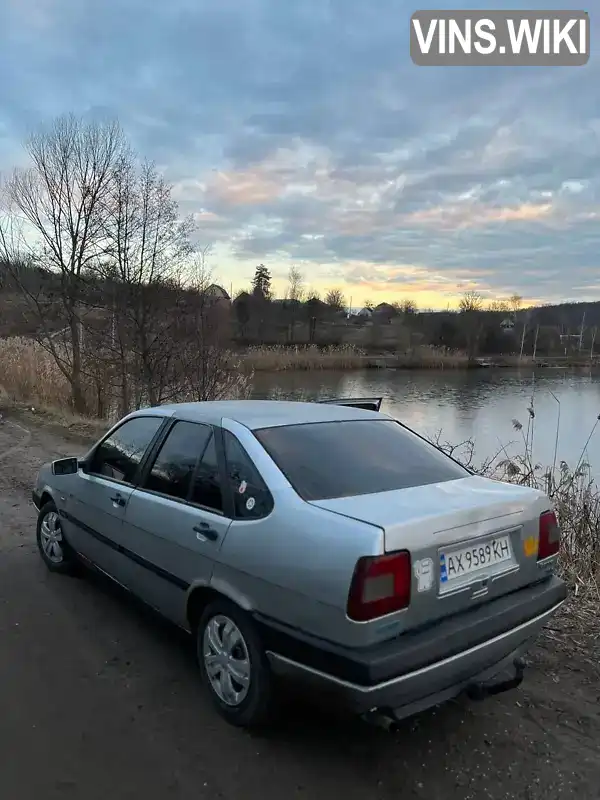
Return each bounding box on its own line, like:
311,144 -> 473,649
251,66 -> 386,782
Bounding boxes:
251,369 -> 600,473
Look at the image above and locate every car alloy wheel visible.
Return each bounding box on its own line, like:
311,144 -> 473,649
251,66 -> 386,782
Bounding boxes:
202,614 -> 252,707
39,510 -> 65,564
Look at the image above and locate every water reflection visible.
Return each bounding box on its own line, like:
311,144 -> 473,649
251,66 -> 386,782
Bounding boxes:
251,369 -> 600,471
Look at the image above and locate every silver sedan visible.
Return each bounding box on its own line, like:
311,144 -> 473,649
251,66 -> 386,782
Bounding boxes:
32,398 -> 567,729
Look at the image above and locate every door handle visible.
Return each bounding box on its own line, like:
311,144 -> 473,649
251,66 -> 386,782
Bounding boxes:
110,494 -> 126,507
193,523 -> 219,542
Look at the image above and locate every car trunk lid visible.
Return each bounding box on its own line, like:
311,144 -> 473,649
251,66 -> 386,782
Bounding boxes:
311,476 -> 552,631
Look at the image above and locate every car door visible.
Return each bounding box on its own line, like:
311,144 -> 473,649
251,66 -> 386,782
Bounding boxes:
120,421 -> 233,627
64,415 -> 165,586
210,427 -> 277,616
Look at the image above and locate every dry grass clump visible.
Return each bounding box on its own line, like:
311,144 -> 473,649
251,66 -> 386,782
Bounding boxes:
435,424 -> 600,646
432,399 -> 600,608
241,344 -> 365,371
0,336 -> 72,408
0,340 -> 367,414
0,337 -> 255,417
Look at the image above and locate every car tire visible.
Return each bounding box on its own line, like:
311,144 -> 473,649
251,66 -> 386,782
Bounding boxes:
196,598 -> 275,728
36,501 -> 79,575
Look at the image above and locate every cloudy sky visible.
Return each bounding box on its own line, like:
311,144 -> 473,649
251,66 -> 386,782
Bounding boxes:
1,0 -> 598,308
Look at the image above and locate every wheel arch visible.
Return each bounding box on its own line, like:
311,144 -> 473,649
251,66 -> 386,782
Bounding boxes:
39,490 -> 54,509
186,580 -> 254,631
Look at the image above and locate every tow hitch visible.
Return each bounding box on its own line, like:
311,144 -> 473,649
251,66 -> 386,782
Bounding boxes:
466,657 -> 526,701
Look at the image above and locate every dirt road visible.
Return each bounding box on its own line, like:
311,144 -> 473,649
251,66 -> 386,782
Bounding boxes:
1,409 -> 599,799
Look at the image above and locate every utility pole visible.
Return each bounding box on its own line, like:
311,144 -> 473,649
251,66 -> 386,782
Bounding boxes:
519,318 -> 527,361
532,324 -> 539,361
579,311 -> 586,352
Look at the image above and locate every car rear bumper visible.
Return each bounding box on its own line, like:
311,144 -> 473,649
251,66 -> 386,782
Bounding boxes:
259,575 -> 567,716
32,490 -> 41,510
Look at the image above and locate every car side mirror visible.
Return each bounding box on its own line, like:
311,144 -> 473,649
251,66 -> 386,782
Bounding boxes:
51,457 -> 80,476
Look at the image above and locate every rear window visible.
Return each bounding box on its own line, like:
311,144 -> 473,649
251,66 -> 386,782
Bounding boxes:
254,419 -> 468,501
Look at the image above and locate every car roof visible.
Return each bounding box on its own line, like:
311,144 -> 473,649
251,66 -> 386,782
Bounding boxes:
128,399 -> 385,430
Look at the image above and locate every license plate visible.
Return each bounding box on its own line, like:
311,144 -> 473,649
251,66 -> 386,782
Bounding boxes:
439,534 -> 512,587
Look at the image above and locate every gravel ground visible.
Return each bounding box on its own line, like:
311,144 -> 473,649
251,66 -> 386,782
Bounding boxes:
0,408 -> 599,800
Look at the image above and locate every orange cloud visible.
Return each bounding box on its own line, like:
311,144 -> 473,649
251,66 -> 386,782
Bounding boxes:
405,202 -> 553,230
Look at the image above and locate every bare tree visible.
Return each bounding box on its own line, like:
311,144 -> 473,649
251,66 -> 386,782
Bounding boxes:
4,114 -> 126,413
508,293 -> 527,359
324,288 -> 346,312
509,293 -> 523,316
400,298 -> 417,315
459,290 -> 484,313
459,290 -> 484,361
286,266 -> 305,303
284,266 -> 305,342
98,157 -> 194,411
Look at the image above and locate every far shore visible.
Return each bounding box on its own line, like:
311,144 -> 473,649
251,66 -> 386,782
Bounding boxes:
237,346 -> 599,373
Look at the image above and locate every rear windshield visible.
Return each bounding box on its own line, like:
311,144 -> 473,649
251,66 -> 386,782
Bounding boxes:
254,419 -> 468,501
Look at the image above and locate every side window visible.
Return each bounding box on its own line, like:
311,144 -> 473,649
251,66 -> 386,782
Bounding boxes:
190,434 -> 223,514
223,430 -> 273,519
143,421 -> 212,501
89,416 -> 163,484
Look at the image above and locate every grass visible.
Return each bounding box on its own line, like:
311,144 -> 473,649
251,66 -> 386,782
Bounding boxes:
432,399 -> 600,603
240,345 -> 532,371
0,339 -> 369,411
433,412 -> 600,646
0,336 -> 108,438
0,336 -> 74,409
0,336 -> 256,420
239,345 -> 538,371
392,347 -> 471,369
239,344 -> 367,371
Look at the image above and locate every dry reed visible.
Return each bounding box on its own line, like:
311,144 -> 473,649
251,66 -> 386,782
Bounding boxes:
239,344 -> 366,372
393,346 -> 470,369
0,336 -> 72,408
432,402 -> 600,602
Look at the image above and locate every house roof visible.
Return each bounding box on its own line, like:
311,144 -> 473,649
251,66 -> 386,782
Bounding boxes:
206,284 -> 230,300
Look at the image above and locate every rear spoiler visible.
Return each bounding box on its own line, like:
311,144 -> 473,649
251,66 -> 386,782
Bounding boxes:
317,397 -> 383,412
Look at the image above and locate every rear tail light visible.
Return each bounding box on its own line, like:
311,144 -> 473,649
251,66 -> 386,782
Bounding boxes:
538,510 -> 561,560
347,551 -> 411,622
